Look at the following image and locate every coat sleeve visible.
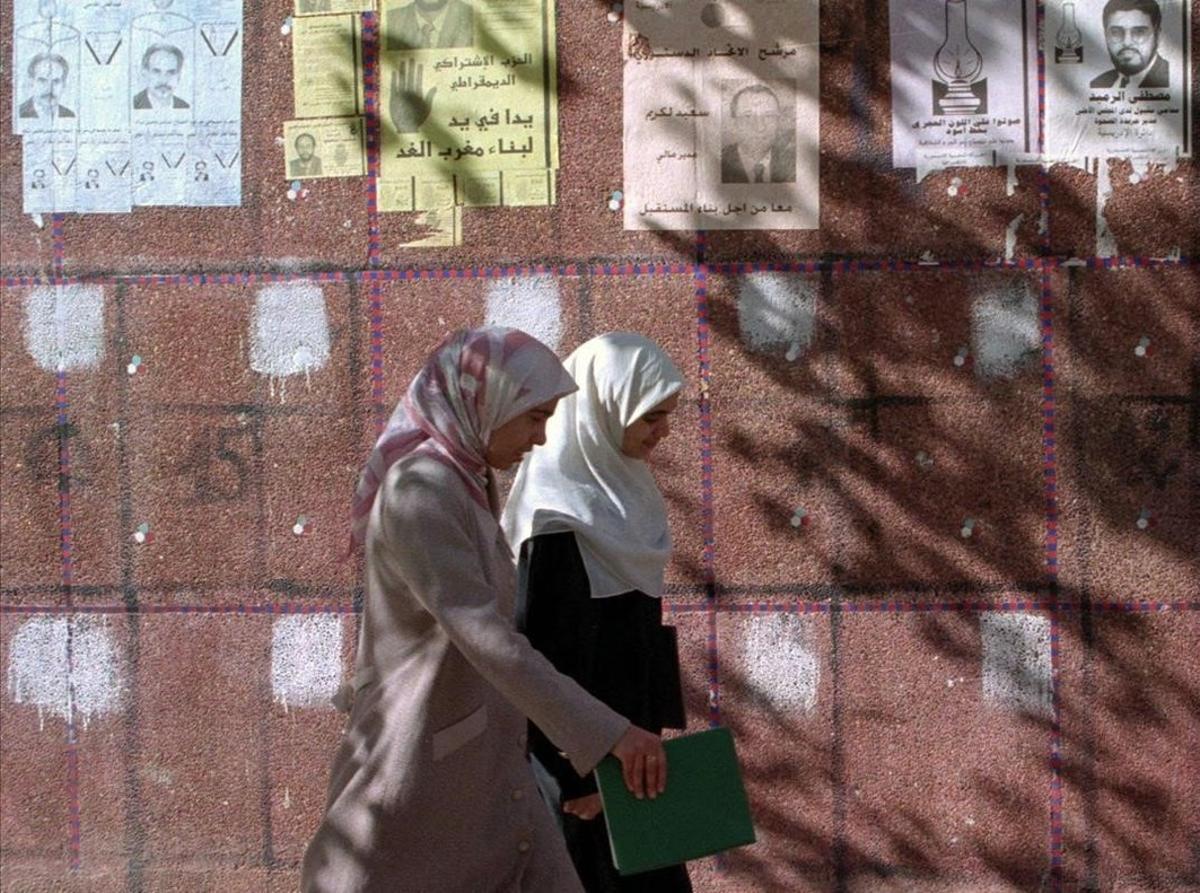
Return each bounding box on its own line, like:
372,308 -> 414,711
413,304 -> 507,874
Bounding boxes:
522,533 -> 601,799
377,468 -> 630,776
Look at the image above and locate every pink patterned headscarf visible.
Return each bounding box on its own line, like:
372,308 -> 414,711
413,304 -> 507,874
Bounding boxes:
349,327 -> 576,548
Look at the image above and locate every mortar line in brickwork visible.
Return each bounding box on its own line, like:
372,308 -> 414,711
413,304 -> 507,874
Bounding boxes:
1041,264 -> 1058,592
3,599 -> 1197,617
1049,614 -> 1065,885
245,311 -> 278,871
693,230 -> 721,739
53,368 -> 83,871
370,279 -> 385,433
362,11 -> 382,268
694,228 -> 729,874
110,281 -> 149,885
2,255 -> 1198,292
51,213 -> 66,273
1034,0 -> 1066,879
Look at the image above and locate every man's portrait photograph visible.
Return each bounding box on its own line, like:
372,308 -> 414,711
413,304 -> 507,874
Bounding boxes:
719,80 -> 797,185
384,0 -> 474,52
1089,0 -> 1170,88
133,43 -> 191,110
289,133 -> 324,177
19,53 -> 76,121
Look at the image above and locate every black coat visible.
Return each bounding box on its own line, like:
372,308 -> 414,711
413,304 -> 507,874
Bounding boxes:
519,532 -> 691,893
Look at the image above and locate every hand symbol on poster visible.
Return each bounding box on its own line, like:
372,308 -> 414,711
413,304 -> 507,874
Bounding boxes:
390,60 -> 436,133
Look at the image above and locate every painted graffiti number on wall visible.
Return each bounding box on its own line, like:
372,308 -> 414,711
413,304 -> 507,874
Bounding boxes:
178,425 -> 252,503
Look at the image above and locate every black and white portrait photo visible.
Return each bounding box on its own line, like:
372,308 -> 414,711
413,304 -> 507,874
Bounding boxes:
719,80 -> 797,184
289,133 -> 323,176
384,0 -> 474,52
19,52 -> 76,120
1089,0 -> 1170,88
133,43 -> 191,110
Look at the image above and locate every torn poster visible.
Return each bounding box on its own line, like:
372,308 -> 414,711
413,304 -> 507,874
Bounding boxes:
889,0 -> 1039,178
13,0 -> 243,214
622,0 -> 820,231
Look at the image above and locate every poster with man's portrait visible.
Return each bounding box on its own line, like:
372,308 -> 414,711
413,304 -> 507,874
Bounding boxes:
1045,0 -> 1192,159
12,16 -> 81,137
719,79 -> 797,185
622,0 -> 820,231
10,0 -> 243,212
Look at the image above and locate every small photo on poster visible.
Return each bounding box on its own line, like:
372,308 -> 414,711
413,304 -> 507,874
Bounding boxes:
718,79 -> 797,185
283,117 -> 366,178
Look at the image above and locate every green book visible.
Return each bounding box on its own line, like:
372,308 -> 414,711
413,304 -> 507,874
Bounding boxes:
594,726 -> 756,875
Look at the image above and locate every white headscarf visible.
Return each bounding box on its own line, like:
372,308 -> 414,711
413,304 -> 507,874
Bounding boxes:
501,333 -> 684,598
350,327 -> 576,548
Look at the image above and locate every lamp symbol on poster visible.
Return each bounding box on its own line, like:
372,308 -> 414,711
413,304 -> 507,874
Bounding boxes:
932,0 -> 987,115
1055,1 -> 1084,63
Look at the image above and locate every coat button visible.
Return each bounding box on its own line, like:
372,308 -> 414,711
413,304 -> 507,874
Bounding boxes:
512,789 -> 525,801
517,840 -> 531,853
518,732 -> 528,748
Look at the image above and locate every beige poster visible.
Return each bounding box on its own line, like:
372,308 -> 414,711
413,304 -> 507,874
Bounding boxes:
622,0 -> 819,231
291,14 -> 364,119
396,205 -> 463,247
294,0 -> 374,17
283,116 -> 365,178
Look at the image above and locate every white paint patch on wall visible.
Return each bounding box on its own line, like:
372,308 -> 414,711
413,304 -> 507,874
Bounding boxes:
23,285 -> 106,372
250,283 -> 331,383
6,616 -> 124,730
271,615 -> 344,711
484,276 -> 563,353
970,280 -> 1039,380
980,614 -> 1051,717
737,273 -> 816,357
737,613 -> 820,714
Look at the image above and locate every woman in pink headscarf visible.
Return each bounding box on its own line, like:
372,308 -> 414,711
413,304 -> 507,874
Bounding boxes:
302,328 -> 666,893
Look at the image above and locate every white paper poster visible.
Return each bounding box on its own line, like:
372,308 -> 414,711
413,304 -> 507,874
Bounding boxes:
12,0 -> 243,213
1044,0 -> 1191,162
889,0 -> 1040,177
622,0 -> 820,231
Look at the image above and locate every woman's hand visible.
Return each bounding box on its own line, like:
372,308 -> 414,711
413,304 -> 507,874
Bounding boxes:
562,793 -> 603,821
609,725 -> 667,799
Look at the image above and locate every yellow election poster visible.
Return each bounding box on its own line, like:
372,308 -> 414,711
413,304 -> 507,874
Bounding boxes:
378,0 -> 558,212
283,117 -> 367,178
397,205 -> 464,247
295,0 -> 375,16
292,14 -> 365,119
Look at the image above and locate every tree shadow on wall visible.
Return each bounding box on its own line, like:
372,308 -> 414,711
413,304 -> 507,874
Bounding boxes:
675,606 -> 1200,891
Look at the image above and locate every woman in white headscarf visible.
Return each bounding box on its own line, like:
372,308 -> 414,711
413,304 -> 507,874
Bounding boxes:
302,328 -> 666,893
502,333 -> 692,892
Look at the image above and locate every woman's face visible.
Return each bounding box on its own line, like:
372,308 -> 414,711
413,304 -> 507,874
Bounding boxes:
485,397 -> 559,469
621,392 -> 681,460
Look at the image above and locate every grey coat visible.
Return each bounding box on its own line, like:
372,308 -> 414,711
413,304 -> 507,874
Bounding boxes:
302,453 -> 629,892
